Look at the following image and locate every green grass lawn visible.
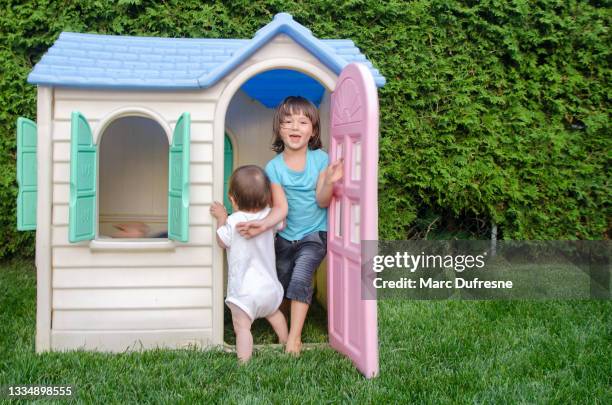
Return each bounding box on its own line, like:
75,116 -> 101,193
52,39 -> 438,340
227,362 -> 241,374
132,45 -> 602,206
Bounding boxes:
1,259 -> 610,403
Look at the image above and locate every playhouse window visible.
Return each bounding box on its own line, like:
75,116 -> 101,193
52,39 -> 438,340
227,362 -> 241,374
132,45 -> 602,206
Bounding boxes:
98,116 -> 169,239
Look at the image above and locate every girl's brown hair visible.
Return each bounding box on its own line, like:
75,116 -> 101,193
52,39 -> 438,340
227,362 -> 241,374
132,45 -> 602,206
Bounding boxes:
228,165 -> 271,211
272,96 -> 322,153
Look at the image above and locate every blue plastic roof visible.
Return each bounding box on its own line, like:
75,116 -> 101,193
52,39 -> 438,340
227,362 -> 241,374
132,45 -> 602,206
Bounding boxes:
27,13 -> 385,99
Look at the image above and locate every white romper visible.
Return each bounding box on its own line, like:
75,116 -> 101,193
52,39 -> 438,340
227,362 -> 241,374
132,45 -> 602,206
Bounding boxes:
216,207 -> 284,321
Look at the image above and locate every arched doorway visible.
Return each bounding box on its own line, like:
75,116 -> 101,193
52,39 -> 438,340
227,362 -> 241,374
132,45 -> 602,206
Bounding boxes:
218,66 -> 335,345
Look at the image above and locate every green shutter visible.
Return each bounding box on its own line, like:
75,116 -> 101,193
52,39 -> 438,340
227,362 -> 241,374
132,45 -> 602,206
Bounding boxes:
16,117 -> 37,231
69,112 -> 97,242
168,113 -> 190,242
223,134 -> 233,214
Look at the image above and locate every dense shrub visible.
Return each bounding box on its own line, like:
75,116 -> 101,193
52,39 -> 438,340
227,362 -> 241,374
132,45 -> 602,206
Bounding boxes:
0,0 -> 609,258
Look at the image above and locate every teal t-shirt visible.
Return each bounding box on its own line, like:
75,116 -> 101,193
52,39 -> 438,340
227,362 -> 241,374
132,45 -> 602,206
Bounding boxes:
265,148 -> 329,241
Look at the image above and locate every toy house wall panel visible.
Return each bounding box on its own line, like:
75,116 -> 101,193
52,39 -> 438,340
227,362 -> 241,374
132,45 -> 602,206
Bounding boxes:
51,119 -> 215,143
52,205 -> 68,225
53,99 -> 216,123
53,308 -> 213,331
50,240 -> 215,336
191,164 -> 213,185
190,144 -> 213,163
51,329 -> 214,352
51,91 -> 218,129
190,185 -> 212,204
52,267 -> 212,288
52,162 -> 69,183
52,141 -> 69,162
54,87 -> 226,102
189,206 -> 213,225
247,34 -> 337,77
51,121 -> 70,141
52,246 -> 212,267
190,123 -> 214,142
52,184 -> 69,203
51,226 -> 212,247
51,264 -> 213,333
187,225 -> 213,245
53,287 -> 212,309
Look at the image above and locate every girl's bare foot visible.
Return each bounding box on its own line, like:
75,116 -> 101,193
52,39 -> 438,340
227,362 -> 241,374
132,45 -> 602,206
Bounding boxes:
285,338 -> 302,355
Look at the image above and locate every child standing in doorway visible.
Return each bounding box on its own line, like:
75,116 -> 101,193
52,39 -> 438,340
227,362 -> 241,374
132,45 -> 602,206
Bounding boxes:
210,165 -> 288,363
237,96 -> 343,355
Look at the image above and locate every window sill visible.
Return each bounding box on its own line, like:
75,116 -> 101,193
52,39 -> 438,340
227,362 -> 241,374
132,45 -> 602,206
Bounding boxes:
89,239 -> 176,252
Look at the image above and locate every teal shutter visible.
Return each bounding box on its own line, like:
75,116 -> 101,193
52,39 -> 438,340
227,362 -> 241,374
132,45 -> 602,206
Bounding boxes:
168,113 -> 190,242
16,117 -> 37,231
223,134 -> 233,214
69,112 -> 97,242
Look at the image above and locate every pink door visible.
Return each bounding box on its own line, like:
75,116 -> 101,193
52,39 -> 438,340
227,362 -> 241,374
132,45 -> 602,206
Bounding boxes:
327,62 -> 379,378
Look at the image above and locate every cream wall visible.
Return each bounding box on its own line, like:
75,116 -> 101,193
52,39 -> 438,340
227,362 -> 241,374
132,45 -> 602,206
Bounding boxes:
47,86 -> 221,351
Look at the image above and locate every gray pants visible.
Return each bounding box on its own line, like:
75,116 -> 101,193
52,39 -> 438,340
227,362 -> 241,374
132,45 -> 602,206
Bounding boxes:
274,231 -> 327,305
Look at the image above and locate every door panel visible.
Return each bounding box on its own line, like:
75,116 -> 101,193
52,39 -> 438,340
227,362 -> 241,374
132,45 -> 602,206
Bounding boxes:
327,63 -> 379,378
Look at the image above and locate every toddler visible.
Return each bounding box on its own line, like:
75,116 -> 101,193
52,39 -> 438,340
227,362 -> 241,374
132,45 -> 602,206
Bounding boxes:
210,165 -> 288,362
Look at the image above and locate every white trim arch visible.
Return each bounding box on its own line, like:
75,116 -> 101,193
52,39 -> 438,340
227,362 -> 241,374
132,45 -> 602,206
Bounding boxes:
94,106 -> 173,145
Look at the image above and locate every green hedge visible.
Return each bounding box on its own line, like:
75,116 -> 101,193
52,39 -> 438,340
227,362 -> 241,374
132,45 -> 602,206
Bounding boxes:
1,0 -> 609,258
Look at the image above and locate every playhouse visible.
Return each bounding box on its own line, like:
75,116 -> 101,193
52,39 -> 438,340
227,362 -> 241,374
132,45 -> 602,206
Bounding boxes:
17,13 -> 383,377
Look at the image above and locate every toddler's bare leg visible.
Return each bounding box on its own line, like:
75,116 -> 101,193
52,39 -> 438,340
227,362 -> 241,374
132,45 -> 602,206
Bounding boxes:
227,303 -> 253,363
265,310 -> 288,344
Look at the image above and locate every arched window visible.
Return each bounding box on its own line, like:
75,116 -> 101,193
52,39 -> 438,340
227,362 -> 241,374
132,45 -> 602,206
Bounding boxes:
98,116 -> 169,238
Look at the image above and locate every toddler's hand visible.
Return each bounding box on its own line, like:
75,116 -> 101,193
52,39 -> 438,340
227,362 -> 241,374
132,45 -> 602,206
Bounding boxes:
210,201 -> 228,222
236,220 -> 266,239
325,158 -> 344,185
